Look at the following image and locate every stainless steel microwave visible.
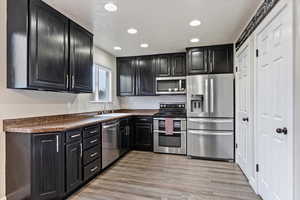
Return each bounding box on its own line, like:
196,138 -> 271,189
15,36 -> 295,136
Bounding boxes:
156,76 -> 186,95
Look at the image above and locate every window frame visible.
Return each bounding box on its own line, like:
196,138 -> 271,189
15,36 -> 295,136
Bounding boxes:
90,64 -> 112,103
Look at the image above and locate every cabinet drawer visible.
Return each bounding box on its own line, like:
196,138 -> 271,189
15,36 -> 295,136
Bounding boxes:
84,159 -> 100,181
83,145 -> 100,165
66,129 -> 82,143
83,125 -> 100,139
83,135 -> 100,150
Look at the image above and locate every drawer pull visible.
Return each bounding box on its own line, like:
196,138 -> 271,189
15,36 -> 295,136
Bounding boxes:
90,166 -> 98,172
71,134 -> 81,138
90,139 -> 98,144
90,152 -> 98,158
89,130 -> 98,134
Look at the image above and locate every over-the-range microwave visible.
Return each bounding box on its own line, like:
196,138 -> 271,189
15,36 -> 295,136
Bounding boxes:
156,76 -> 186,95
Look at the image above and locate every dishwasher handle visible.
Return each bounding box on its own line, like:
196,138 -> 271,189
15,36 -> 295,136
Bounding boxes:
102,122 -> 119,129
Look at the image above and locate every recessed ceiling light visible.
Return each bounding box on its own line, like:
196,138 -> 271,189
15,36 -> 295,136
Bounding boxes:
190,38 -> 200,43
104,3 -> 117,12
140,43 -> 149,48
113,46 -> 122,50
189,20 -> 201,27
127,28 -> 138,34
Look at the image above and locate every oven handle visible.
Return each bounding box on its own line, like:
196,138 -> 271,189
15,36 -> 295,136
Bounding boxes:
154,130 -> 185,134
154,118 -> 186,121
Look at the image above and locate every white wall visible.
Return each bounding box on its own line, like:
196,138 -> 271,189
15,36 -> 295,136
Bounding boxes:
120,96 -> 186,109
0,0 -> 119,199
294,0 -> 300,199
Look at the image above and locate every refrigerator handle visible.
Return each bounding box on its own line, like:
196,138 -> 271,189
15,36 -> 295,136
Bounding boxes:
205,79 -> 209,113
210,78 -> 214,113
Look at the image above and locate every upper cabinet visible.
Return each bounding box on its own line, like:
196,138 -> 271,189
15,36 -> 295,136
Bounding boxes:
7,0 -> 93,93
187,44 -> 233,75
156,55 -> 171,77
117,56 -> 156,96
136,56 -> 156,96
29,0 -> 69,91
117,58 -> 136,96
69,22 -> 93,93
156,53 -> 186,77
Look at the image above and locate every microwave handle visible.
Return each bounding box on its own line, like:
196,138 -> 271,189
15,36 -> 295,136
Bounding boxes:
179,80 -> 182,90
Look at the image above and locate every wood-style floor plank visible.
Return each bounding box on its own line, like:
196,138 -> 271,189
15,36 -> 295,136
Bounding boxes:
69,151 -> 259,200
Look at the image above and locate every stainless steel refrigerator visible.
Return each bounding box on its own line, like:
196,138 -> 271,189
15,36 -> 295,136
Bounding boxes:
187,74 -> 234,160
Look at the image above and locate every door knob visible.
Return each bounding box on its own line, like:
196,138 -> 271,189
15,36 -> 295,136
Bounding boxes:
276,127 -> 288,135
242,117 -> 249,122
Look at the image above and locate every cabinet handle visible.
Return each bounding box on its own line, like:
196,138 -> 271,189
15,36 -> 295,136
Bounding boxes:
90,166 -> 98,172
89,130 -> 98,134
90,152 -> 98,158
71,134 -> 81,138
80,143 -> 82,158
56,135 -> 59,153
72,75 -> 75,88
66,75 -> 69,89
90,139 -> 98,144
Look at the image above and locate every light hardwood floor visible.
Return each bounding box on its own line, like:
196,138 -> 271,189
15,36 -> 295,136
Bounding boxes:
69,151 -> 260,200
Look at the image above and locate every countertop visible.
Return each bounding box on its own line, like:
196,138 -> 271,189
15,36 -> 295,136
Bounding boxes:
3,109 -> 158,134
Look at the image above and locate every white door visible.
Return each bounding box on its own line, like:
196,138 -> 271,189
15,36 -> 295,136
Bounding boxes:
236,42 -> 251,177
255,2 -> 293,200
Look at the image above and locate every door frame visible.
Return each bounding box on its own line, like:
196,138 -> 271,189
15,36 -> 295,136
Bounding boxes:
235,37 -> 258,193
253,0 -> 294,199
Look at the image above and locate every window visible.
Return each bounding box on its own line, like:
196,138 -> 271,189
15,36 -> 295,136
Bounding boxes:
92,64 -> 112,102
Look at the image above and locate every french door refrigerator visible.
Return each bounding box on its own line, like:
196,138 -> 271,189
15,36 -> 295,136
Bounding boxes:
187,74 -> 234,160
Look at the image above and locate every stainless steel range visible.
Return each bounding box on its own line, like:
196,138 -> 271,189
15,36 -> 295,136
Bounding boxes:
153,103 -> 187,155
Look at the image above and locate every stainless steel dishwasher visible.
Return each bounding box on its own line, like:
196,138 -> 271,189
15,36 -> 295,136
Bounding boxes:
102,120 -> 120,169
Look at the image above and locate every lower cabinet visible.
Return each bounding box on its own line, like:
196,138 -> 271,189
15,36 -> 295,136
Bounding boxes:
66,141 -> 82,193
32,133 -> 64,200
133,117 -> 153,151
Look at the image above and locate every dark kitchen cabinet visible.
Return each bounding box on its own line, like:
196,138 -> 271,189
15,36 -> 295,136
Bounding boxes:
119,118 -> 131,155
172,53 -> 186,76
136,56 -> 156,96
133,117 -> 153,151
117,58 -> 136,96
32,133 -> 64,200
29,0 -> 69,91
156,55 -> 171,77
66,141 -> 82,193
156,53 -> 186,77
69,22 -> 93,93
186,44 -> 233,75
7,0 -> 93,93
209,45 -> 233,74
187,47 -> 209,74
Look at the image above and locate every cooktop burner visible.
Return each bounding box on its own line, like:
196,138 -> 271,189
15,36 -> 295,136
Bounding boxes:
153,103 -> 186,118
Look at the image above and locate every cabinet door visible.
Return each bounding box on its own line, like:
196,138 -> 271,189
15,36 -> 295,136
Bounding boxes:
70,22 -> 93,93
66,141 -> 82,193
156,55 -> 171,77
32,133 -> 63,200
117,58 -> 136,96
134,122 -> 153,151
136,56 -> 156,96
187,48 -> 209,75
172,53 -> 186,76
29,1 -> 69,91
210,45 -> 233,74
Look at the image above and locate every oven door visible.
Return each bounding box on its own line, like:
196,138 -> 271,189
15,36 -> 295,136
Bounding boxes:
154,131 -> 186,155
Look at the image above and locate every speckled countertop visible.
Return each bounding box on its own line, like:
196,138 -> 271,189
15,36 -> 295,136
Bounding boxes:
3,109 -> 158,134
